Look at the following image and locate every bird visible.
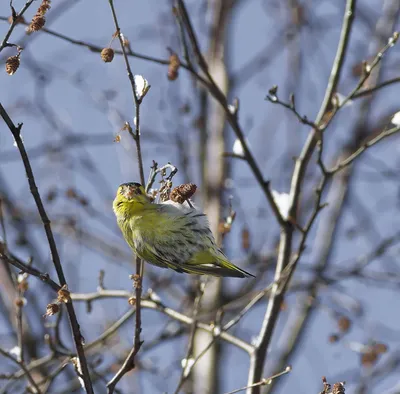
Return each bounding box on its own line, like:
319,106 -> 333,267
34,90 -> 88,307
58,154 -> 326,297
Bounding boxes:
113,182 -> 254,278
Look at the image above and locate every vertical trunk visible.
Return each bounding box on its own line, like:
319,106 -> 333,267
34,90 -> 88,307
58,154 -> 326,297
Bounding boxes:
193,1 -> 233,393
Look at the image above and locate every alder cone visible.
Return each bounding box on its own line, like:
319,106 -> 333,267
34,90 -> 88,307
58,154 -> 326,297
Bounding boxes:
170,183 -> 197,204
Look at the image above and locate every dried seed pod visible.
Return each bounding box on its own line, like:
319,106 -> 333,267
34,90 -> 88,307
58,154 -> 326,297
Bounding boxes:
167,53 -> 180,81
18,279 -> 29,292
78,197 -> 88,206
43,303 -> 60,317
66,188 -> 78,199
321,377 -> 331,394
218,222 -> 229,235
374,343 -> 388,354
5,55 -> 20,75
38,0 -> 51,15
130,274 -> 142,289
241,227 -> 250,251
337,316 -> 351,333
361,349 -> 378,367
26,0 -> 50,33
332,382 -> 346,394
170,183 -> 197,204
328,334 -> 340,343
101,47 -> 114,63
57,285 -> 71,303
46,189 -> 57,202
27,15 -> 45,32
15,297 -> 26,308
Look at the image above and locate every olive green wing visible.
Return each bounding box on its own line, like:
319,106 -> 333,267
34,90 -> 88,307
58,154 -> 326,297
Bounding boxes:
135,239 -> 189,273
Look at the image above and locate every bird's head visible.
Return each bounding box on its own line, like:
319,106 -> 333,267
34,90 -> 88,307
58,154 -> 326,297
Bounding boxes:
113,182 -> 151,217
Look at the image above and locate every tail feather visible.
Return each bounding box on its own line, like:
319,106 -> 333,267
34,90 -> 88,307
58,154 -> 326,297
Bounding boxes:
185,250 -> 255,278
217,260 -> 255,278
180,263 -> 253,278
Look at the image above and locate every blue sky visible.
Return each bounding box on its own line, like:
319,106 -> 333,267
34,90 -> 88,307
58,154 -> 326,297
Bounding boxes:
1,0 -> 400,393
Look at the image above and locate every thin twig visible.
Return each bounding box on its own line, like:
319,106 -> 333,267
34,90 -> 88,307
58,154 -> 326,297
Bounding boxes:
224,367 -> 291,394
71,289 -> 254,354
0,347 -> 41,394
0,198 -> 8,251
173,4 -> 193,69
328,125 -> 400,174
173,280 -> 205,394
16,284 -> 24,363
0,251 -> 61,292
106,1 -> 148,391
352,76 -> 400,99
0,0 -> 35,52
0,353 -> 54,388
39,360 -> 69,394
265,89 -> 318,129
145,161 -> 178,193
223,152 -> 247,161
0,103 -> 94,394
338,31 -> 399,109
86,308 -> 135,351
0,14 -> 212,93
0,252 -> 59,292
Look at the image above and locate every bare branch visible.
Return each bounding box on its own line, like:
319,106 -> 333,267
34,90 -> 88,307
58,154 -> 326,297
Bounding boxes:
328,125 -> 400,174
71,289 -> 254,354
225,366 -> 291,394
266,88 -> 318,129
105,1 -> 149,391
0,0 -> 34,52
0,103 -> 94,394
0,347 -> 42,394
338,31 -> 399,108
352,76 -> 400,99
247,1 -> 357,391
175,0 -> 286,227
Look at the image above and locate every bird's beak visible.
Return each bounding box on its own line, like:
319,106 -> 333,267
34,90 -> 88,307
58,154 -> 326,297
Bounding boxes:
124,186 -> 135,199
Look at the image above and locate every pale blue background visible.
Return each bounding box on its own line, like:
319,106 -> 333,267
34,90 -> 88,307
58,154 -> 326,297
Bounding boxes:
1,0 -> 400,393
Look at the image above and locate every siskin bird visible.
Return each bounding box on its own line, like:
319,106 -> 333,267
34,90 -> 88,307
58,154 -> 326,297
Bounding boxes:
113,182 -> 254,278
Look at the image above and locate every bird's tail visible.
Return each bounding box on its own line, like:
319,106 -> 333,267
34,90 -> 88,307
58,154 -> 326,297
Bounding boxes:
184,250 -> 255,278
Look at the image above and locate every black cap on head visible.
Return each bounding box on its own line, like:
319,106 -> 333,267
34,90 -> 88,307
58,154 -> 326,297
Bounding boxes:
120,182 -> 142,188
119,182 -> 143,198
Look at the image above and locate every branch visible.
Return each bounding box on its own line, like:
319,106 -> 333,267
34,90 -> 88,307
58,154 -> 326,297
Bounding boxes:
0,103 -> 94,394
265,88 -> 318,130
246,1 -> 357,392
85,309 -> 135,352
337,31 -> 399,108
145,161 -> 178,193
0,0 -> 35,52
0,354 -> 53,383
0,347 -> 41,394
175,0 -> 286,227
0,252 -> 61,292
352,76 -> 400,99
328,125 -> 400,174
105,1 -> 149,391
71,289 -> 254,354
225,366 -> 291,394
173,281 -> 205,394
